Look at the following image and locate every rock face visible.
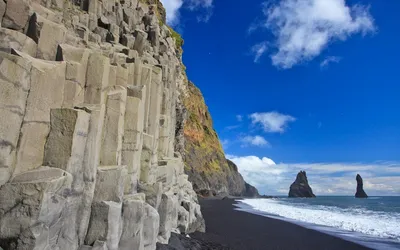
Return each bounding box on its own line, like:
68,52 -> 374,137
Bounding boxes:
182,82 -> 257,196
289,171 -> 316,198
243,182 -> 260,198
0,0 -> 205,249
355,174 -> 368,198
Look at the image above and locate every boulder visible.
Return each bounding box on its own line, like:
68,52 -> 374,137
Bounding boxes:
355,174 -> 368,198
288,171 -> 316,198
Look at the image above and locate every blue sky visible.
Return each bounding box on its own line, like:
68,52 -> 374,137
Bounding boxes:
160,0 -> 400,195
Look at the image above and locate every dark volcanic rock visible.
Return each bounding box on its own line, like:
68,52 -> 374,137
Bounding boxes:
242,182 -> 260,197
355,174 -> 368,198
288,171 -> 316,198
156,233 -> 231,250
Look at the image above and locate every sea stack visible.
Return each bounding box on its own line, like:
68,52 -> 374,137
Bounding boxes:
355,174 -> 368,198
289,171 -> 316,198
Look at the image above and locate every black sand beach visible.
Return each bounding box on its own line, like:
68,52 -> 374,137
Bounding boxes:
188,198 -> 371,250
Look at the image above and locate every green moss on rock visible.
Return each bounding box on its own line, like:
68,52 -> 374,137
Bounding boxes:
183,81 -> 246,196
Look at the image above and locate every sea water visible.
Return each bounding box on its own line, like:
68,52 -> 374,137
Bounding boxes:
236,197 -> 400,250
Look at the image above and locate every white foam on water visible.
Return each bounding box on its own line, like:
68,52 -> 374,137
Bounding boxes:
240,198 -> 400,242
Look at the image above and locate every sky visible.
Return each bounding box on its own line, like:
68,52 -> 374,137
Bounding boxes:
160,0 -> 400,196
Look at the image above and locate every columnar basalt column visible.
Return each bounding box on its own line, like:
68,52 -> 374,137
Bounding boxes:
141,65 -> 152,131
42,108 -> 90,250
100,88 -> 127,166
13,51 -> 66,176
56,44 -> 90,108
140,133 -> 155,184
148,66 -> 163,166
85,53 -> 111,104
117,64 -> 129,88
122,86 -> 146,194
0,52 -> 32,186
76,103 -> 106,245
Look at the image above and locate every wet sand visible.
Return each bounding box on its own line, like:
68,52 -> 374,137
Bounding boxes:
188,198 -> 371,250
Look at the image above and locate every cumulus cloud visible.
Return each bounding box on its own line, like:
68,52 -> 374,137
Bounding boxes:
227,155 -> 400,196
320,56 -> 342,68
251,0 -> 376,68
236,115 -> 243,122
160,0 -> 214,25
160,0 -> 184,26
251,42 -> 269,63
250,112 -> 296,133
241,135 -> 270,147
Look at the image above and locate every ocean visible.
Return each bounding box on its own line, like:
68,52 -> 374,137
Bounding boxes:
236,197 -> 400,250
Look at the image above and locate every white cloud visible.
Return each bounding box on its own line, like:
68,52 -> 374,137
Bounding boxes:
251,42 -> 269,63
241,135 -> 270,147
252,0 -> 375,68
236,115 -> 243,122
160,0 -> 183,26
250,112 -> 296,133
160,0 -> 214,25
187,0 -> 213,9
227,155 -> 400,196
320,56 -> 342,68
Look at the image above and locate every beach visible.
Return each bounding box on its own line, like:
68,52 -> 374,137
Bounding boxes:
188,198 -> 371,250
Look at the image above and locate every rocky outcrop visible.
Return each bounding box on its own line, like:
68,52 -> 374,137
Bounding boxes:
0,0 -> 205,249
243,182 -> 260,198
355,174 -> 368,198
289,171 -> 316,198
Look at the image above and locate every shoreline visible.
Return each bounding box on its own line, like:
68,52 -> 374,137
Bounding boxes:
189,198 -> 371,250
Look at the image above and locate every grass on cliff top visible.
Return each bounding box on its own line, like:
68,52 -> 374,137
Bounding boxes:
167,26 -> 184,54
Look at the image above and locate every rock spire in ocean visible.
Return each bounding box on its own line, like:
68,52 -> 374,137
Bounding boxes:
355,174 -> 368,198
289,171 -> 316,198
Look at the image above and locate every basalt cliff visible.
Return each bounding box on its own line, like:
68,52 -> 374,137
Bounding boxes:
0,0 -> 256,249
